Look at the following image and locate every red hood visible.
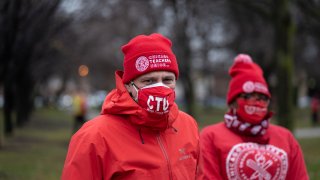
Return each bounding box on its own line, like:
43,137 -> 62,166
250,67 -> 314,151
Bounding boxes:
101,71 -> 179,130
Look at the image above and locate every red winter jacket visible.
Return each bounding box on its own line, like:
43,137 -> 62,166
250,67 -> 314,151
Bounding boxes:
199,122 -> 309,180
61,71 -> 200,180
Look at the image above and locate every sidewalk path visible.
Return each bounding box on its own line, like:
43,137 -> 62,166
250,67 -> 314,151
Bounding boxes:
294,127 -> 320,138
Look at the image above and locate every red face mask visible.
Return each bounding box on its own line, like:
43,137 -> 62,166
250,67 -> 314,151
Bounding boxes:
236,98 -> 268,124
133,82 -> 175,115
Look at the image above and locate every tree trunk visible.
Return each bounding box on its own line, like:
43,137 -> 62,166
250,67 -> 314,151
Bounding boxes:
4,77 -> 15,135
0,116 -> 3,148
273,0 -> 295,131
1,0 -> 21,136
171,0 -> 196,118
175,19 -> 196,117
16,72 -> 33,127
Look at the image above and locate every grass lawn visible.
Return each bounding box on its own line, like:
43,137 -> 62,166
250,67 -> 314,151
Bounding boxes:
0,106 -> 319,179
0,108 -> 73,180
298,137 -> 320,179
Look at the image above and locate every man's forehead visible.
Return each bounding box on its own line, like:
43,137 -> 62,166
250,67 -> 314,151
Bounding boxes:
137,71 -> 175,79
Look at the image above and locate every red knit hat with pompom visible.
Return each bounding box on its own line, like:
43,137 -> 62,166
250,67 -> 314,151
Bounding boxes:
121,33 -> 179,83
227,54 -> 271,104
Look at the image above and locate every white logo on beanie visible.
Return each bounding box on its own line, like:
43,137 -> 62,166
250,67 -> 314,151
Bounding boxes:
243,81 -> 269,93
254,82 -> 269,92
243,81 -> 255,93
148,54 -> 172,68
135,56 -> 149,72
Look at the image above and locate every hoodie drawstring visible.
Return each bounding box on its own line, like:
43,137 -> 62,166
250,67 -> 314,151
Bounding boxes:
138,129 -> 145,144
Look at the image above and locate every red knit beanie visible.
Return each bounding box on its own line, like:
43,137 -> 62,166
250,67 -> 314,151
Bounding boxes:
227,54 -> 271,104
121,33 -> 179,83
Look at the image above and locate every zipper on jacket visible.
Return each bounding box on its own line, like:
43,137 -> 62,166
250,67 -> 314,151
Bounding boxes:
156,133 -> 173,180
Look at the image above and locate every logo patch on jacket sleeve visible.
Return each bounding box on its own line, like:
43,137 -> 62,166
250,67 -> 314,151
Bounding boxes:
178,148 -> 192,161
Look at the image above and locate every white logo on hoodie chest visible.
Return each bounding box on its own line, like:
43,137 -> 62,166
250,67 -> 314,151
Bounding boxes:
226,143 -> 288,180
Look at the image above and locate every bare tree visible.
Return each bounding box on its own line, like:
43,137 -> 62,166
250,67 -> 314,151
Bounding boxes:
272,0 -> 296,130
0,0 -> 62,140
295,0 -> 320,95
164,0 -> 197,117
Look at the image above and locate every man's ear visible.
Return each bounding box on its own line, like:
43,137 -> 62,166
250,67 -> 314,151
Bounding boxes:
124,84 -> 131,93
124,83 -> 135,99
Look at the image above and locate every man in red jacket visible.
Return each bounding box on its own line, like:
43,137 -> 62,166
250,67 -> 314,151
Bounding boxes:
199,54 -> 309,180
61,33 -> 200,180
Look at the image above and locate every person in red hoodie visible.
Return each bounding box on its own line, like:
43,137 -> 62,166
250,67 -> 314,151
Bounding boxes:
61,33 -> 200,180
199,54 -> 309,180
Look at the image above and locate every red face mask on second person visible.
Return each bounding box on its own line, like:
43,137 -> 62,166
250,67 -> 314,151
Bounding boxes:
236,98 -> 268,124
133,82 -> 175,115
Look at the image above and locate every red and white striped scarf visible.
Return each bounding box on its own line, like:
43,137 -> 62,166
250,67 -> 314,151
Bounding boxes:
224,111 -> 273,144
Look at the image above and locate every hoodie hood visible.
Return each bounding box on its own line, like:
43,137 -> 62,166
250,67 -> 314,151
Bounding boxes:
101,70 -> 179,130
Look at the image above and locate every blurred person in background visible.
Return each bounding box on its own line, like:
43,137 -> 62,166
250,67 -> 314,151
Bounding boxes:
310,93 -> 319,126
62,33 -> 200,179
199,54 -> 308,180
72,90 -> 87,133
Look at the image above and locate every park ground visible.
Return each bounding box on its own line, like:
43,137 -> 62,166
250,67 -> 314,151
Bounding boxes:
0,107 -> 319,180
